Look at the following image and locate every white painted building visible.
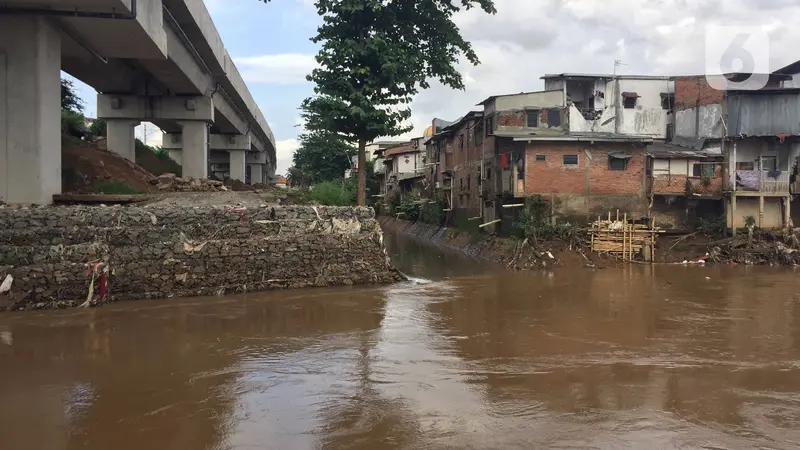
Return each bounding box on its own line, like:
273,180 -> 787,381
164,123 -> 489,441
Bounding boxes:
542,74 -> 675,139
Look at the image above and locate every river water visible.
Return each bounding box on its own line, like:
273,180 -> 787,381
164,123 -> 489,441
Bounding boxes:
2,232 -> 800,449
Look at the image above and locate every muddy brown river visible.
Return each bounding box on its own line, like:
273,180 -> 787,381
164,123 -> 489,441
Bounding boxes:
2,232 -> 800,449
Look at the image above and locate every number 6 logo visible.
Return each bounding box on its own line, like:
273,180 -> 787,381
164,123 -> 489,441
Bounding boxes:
705,25 -> 770,91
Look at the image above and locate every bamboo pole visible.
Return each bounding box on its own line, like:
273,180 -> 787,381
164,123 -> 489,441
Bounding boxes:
623,213 -> 628,261
479,219 -> 502,228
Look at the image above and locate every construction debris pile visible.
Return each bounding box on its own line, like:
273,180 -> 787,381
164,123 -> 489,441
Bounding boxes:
152,173 -> 229,192
706,230 -> 800,266
590,211 -> 663,262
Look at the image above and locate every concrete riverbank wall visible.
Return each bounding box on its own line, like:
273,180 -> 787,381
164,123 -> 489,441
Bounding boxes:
0,205 -> 401,310
380,217 -> 600,270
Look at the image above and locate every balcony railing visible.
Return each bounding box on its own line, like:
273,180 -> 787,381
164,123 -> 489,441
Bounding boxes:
735,170 -> 790,194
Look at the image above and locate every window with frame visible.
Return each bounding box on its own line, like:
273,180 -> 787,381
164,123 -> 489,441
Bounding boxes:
475,121 -> 484,145
563,154 -> 579,166
467,174 -> 471,190
661,93 -> 675,111
535,154 -> 546,162
547,109 -> 561,127
693,163 -> 716,178
761,155 -> 777,172
623,97 -> 637,109
608,156 -> 628,171
622,92 -> 639,109
736,161 -> 755,171
526,110 -> 539,127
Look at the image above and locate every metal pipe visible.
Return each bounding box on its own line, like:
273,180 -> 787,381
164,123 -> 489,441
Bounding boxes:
162,5 -> 212,76
0,0 -> 137,19
163,5 -> 263,154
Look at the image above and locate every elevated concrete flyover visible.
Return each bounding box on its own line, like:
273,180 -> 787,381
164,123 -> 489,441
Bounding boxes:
0,0 -> 276,204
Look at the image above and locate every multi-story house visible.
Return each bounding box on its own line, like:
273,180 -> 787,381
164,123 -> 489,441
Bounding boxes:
672,73 -> 800,230
476,79 -> 657,224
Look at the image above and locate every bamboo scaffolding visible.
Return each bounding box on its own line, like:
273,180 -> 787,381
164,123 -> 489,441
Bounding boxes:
590,210 -> 663,262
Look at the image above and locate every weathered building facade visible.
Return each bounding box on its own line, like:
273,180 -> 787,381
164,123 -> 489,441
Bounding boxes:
672,74 -> 800,230
541,74 -> 674,140
411,66 -> 800,234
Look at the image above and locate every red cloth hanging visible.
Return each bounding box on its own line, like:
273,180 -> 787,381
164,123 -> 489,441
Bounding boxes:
500,153 -> 508,169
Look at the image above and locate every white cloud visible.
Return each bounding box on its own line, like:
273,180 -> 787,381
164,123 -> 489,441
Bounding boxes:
404,0 -> 800,137
275,138 -> 299,176
135,123 -> 163,147
236,54 -> 317,84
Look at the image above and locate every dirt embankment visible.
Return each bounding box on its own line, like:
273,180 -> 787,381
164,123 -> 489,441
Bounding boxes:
61,137 -> 287,200
62,138 -> 156,193
379,217 -> 605,270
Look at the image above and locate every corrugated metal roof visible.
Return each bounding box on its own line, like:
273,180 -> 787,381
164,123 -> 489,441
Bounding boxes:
647,141 -> 722,159
383,144 -> 416,157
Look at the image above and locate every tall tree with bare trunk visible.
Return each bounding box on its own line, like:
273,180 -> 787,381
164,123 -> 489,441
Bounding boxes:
259,0 -> 496,205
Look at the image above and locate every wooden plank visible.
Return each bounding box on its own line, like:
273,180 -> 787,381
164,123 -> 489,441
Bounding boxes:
53,194 -> 151,204
479,219 -> 502,228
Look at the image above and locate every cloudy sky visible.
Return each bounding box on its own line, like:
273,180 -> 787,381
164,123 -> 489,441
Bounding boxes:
74,0 -> 800,176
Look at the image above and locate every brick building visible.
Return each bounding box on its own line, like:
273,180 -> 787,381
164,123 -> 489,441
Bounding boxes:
515,138 -> 651,221
648,142 -> 724,229
478,89 -> 654,225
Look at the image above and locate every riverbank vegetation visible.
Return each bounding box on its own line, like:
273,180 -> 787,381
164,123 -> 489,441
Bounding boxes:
258,0 -> 496,205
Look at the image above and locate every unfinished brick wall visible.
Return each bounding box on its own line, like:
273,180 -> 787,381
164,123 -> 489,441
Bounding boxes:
674,76 -> 725,111
524,142 -> 645,195
656,176 -> 724,197
652,169 -> 723,196
497,111 -> 525,127
452,118 -> 489,211
523,142 -> 648,220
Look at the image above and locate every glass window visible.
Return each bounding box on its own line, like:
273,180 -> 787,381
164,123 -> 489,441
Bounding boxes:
563,155 -> 578,166
609,157 -> 627,171
526,110 -> 539,127
535,154 -> 546,161
761,156 -> 777,172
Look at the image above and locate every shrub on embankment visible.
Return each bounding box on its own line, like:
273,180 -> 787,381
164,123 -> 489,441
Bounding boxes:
0,205 -> 402,311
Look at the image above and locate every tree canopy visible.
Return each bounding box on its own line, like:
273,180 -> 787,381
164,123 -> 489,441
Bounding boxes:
259,0 -> 496,205
290,131 -> 356,185
61,78 -> 84,113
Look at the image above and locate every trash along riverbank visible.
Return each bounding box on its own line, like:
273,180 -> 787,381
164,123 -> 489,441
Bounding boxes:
380,216 -> 800,270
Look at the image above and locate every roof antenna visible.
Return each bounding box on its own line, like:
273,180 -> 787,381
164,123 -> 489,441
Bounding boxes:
614,60 -> 627,76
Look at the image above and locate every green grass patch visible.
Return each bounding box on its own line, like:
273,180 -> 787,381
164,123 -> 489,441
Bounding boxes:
309,181 -> 355,206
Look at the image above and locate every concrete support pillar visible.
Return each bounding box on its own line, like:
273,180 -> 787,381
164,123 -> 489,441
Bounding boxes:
106,119 -> 140,162
758,195 -> 765,229
0,16 -> 61,204
249,164 -> 264,184
178,121 -> 208,179
229,150 -> 246,182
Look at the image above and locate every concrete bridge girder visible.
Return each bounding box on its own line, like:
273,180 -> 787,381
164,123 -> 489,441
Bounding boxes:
0,0 -> 276,204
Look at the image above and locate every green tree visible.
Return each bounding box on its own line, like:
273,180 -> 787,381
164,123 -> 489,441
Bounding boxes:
287,166 -> 313,188
89,118 -> 107,137
61,78 -> 84,113
260,0 -> 496,205
291,130 -> 356,183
